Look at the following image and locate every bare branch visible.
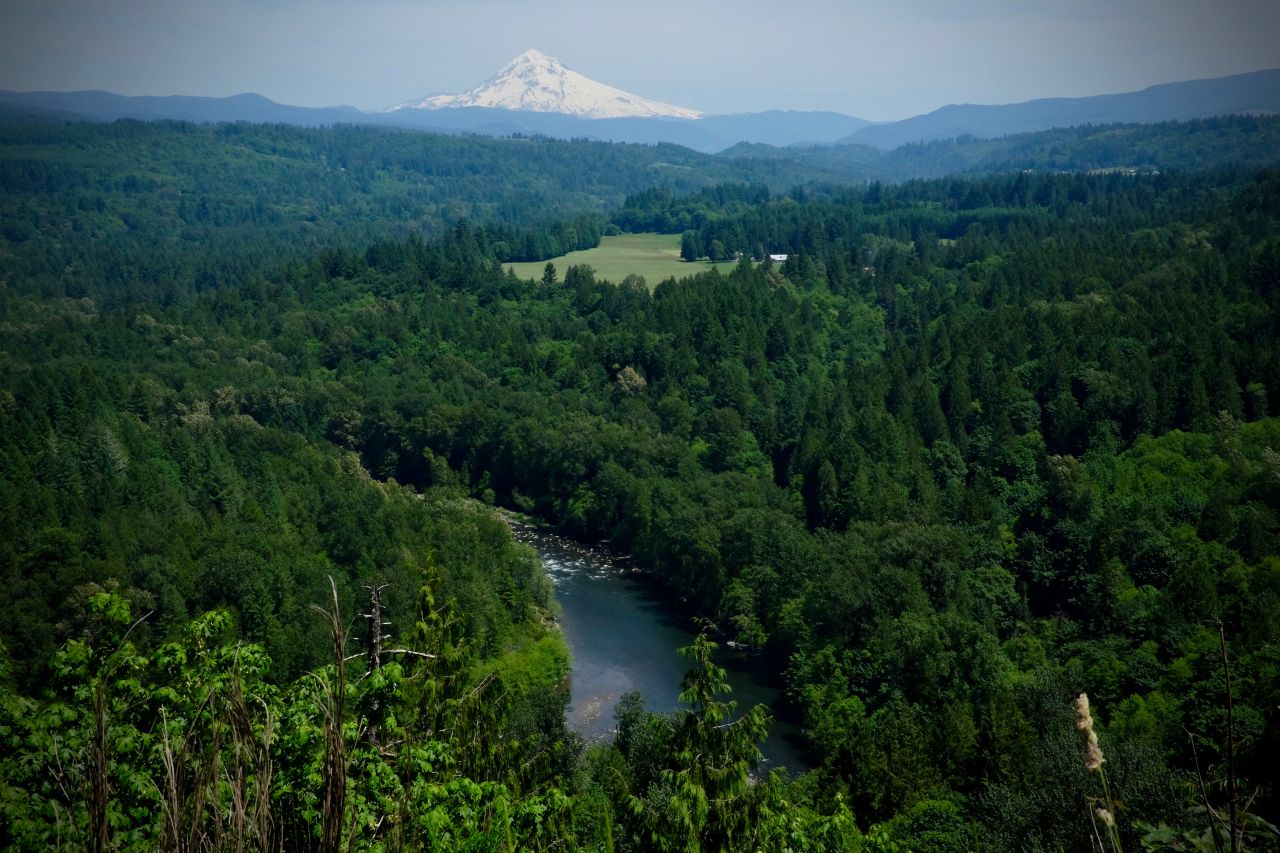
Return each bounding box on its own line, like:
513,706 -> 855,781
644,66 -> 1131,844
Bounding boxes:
1186,726 -> 1226,853
384,648 -> 436,659
1218,620 -> 1241,853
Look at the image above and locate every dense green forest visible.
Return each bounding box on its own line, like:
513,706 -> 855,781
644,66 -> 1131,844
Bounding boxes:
2,115 -> 1279,850
4,114 -> 1279,305
0,119 -> 831,305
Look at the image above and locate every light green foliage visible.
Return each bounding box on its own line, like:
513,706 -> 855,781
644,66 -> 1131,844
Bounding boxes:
663,631 -> 770,850
0,569 -> 585,851
474,621 -> 571,697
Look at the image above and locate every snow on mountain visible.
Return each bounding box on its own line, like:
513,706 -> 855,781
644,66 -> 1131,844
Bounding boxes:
388,49 -> 701,120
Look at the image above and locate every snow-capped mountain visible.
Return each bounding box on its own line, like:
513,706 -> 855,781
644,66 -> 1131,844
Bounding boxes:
388,49 -> 701,120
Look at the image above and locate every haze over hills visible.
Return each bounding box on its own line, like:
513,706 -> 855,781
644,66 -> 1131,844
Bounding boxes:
842,67 -> 1280,149
0,56 -> 1277,153
0,89 -> 365,125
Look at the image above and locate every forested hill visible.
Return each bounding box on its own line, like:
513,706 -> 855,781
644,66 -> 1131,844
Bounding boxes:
2,161 -> 1278,848
4,115 -> 1280,305
727,114 -> 1280,181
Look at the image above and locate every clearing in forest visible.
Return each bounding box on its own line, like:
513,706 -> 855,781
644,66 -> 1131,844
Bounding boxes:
506,233 -> 739,286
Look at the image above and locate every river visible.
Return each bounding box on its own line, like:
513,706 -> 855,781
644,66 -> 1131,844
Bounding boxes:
506,516 -> 813,775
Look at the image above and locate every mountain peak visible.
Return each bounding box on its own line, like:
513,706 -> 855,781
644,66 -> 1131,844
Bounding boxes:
509,48 -> 558,65
387,50 -> 701,120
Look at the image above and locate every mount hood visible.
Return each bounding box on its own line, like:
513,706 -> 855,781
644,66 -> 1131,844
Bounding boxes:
388,49 -> 701,120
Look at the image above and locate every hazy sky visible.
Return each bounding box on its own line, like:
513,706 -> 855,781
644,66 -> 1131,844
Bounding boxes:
2,0 -> 1278,120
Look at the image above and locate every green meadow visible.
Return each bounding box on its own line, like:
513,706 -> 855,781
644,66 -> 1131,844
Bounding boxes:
506,232 -> 739,285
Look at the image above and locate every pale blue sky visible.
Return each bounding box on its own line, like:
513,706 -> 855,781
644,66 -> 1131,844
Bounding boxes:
2,0 -> 1278,120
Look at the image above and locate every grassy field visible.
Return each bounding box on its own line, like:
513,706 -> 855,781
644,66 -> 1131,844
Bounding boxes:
506,233 -> 738,286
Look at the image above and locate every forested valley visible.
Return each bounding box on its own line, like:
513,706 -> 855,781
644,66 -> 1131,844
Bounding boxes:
1,115 -> 1279,851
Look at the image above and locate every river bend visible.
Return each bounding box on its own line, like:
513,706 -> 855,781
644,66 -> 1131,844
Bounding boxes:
507,516 -> 812,774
